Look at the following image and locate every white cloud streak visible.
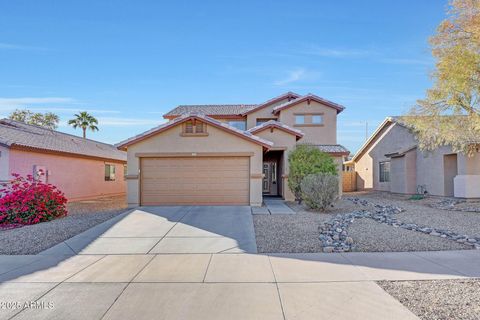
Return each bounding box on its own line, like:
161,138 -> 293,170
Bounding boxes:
59,117 -> 165,127
274,68 -> 307,86
0,42 -> 47,51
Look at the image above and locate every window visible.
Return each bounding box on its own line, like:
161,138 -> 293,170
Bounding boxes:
295,115 -> 305,125
105,164 -> 116,181
183,120 -> 206,135
312,115 -> 323,125
228,120 -> 246,130
195,121 -> 204,133
185,121 -> 194,133
379,161 -> 390,182
123,164 -> 127,180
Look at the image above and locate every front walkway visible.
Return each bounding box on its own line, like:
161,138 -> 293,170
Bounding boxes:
0,206 -> 479,319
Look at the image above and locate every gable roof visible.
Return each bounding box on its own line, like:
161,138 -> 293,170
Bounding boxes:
272,93 -> 345,114
248,120 -> 304,140
116,114 -> 274,150
351,117 -> 398,162
163,104 -> 256,119
0,119 -> 126,162
241,92 -> 300,116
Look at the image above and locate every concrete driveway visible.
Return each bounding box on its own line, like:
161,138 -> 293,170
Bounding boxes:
41,206 -> 258,255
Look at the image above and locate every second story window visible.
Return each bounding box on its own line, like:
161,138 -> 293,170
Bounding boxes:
227,120 -> 246,131
256,118 -> 276,126
295,115 -> 305,125
312,115 -> 323,125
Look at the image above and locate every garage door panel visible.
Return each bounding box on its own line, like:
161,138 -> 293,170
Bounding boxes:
141,157 -> 250,205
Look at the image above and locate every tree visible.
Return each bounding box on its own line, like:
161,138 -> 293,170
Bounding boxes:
401,0 -> 480,156
9,109 -> 59,129
288,144 -> 338,203
68,111 -> 99,138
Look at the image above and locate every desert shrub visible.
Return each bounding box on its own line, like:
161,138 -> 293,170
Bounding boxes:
288,144 -> 337,202
0,172 -> 68,225
300,173 -> 339,211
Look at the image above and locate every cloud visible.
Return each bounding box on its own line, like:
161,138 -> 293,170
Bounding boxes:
380,58 -> 432,65
0,97 -> 74,108
87,117 -> 164,127
0,97 -> 121,115
0,42 -> 47,51
297,45 -> 372,58
274,68 -> 308,86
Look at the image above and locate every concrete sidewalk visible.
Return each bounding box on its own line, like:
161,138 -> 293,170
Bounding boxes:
0,250 -> 478,319
1,206 -> 479,319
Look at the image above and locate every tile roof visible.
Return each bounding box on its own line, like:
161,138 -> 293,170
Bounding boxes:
116,114 -> 274,149
313,144 -> 350,155
0,119 -> 126,161
248,120 -> 304,139
241,92 -> 301,115
272,94 -> 345,114
164,104 -> 257,118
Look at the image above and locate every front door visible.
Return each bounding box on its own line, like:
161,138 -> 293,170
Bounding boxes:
262,162 -> 278,196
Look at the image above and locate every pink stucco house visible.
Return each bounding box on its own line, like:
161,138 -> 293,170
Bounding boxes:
0,119 -> 126,201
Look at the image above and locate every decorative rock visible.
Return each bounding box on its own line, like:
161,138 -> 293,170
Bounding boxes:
323,246 -> 334,253
335,228 -> 343,233
345,237 -> 354,245
467,238 -> 477,243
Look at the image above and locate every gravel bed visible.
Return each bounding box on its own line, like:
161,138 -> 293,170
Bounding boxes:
253,199 -> 357,253
378,279 -> 480,320
0,195 -> 128,255
253,212 -> 332,253
351,192 -> 480,239
349,219 -> 469,252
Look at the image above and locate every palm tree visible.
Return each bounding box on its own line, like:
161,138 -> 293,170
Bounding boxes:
68,111 -> 99,138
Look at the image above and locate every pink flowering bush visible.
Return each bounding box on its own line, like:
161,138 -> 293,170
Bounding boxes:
0,172 -> 68,225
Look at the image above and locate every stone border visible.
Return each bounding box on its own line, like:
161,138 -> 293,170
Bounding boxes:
319,198 -> 480,253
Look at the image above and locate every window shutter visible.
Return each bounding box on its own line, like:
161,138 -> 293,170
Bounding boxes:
185,121 -> 194,133
195,121 -> 204,133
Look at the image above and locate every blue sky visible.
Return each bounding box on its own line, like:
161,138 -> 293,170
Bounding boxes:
0,0 -> 447,153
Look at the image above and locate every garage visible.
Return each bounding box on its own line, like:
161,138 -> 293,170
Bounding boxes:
140,156 -> 250,205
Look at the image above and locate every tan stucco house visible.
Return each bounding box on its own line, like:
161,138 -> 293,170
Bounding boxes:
117,92 -> 349,206
350,117 -> 480,198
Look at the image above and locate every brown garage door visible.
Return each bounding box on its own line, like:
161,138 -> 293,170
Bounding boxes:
140,157 -> 250,205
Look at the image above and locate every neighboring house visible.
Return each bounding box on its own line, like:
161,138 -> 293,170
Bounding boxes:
350,116 -> 480,198
0,119 -> 127,201
117,92 -> 349,206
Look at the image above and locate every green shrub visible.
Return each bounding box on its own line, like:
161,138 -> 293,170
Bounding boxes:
300,173 -> 339,211
288,144 -> 337,202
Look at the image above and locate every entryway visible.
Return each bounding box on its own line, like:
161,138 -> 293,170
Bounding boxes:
262,150 -> 284,197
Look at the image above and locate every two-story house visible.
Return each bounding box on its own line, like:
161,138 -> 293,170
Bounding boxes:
117,92 -> 349,206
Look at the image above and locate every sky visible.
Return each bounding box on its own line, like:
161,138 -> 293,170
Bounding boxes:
0,0 -> 448,153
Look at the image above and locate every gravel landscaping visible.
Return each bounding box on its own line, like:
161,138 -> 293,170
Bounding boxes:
253,192 -> 480,253
378,279 -> 480,320
349,219 -> 468,252
253,200 -> 357,253
0,195 -> 127,255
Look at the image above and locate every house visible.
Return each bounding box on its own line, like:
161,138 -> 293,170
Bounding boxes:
117,92 -> 349,206
350,116 -> 480,198
0,119 -> 127,201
